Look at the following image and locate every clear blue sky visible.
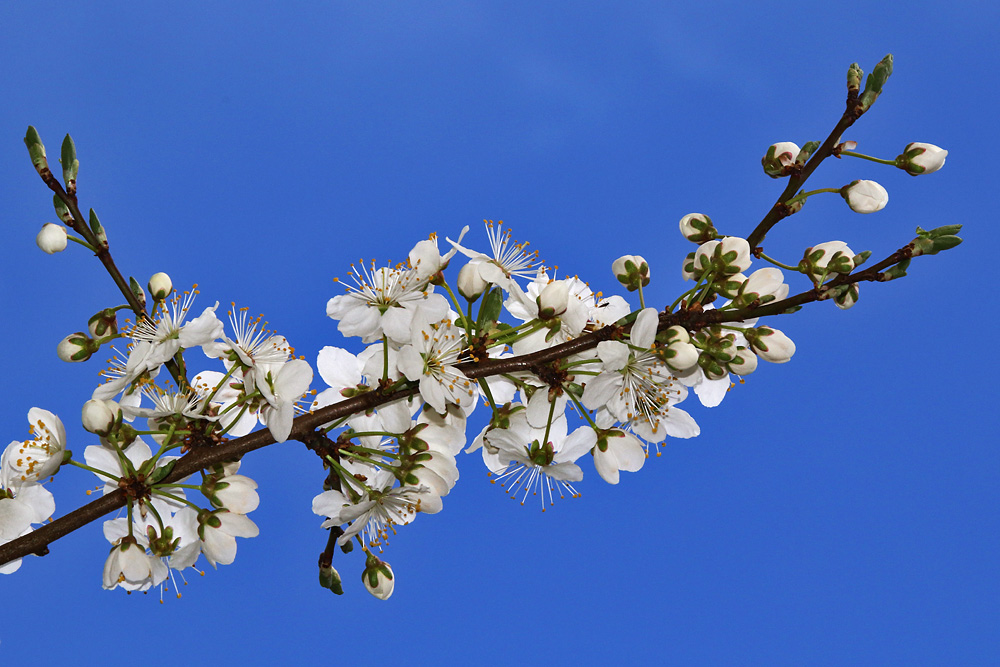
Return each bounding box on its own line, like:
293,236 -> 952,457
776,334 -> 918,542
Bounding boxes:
2,2 -> 996,664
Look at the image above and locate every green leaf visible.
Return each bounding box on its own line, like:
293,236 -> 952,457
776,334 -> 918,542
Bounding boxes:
477,287 -> 503,327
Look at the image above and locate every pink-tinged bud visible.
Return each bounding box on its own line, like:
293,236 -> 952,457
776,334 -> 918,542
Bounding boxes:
895,142 -> 947,176
841,180 -> 888,214
57,332 -> 96,362
147,272 -> 173,300
537,280 -> 570,320
36,223 -> 68,254
749,326 -> 795,363
88,308 -> 119,338
457,262 -> 488,300
727,347 -> 758,376
612,255 -> 650,291
762,142 -> 801,178
678,213 -> 717,243
81,399 -> 118,435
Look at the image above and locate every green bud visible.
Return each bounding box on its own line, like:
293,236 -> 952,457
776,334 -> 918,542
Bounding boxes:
852,250 -> 872,267
319,563 -> 344,595
858,54 -> 893,112
24,126 -> 51,179
89,209 -> 108,248
53,194 -> 74,224
847,63 -> 864,95
129,277 -> 147,311
916,224 -> 963,239
795,141 -> 821,166
61,134 -> 79,195
880,259 -> 910,282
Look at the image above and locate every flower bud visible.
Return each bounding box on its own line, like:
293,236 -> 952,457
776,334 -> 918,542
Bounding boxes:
362,554 -> 394,600
36,223 -> 68,254
611,255 -> 650,292
761,142 -> 800,178
457,263 -> 488,300
841,180 -> 888,214
678,213 -> 717,243
319,562 -> 344,595
727,347 -> 758,376
148,272 -> 173,301
664,341 -> 699,372
88,308 -> 119,338
537,280 -> 570,320
895,142 -> 947,176
748,326 -> 795,363
82,399 -> 118,436
57,332 -> 97,362
801,241 -> 857,284
693,237 -> 752,279
659,325 -> 690,345
732,267 -> 789,307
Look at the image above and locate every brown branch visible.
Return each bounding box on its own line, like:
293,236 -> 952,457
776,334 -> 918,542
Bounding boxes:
0,242 -> 916,567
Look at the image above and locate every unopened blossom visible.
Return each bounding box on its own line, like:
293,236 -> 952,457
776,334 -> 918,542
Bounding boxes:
727,347 -> 759,376
678,213 -> 717,243
204,473 -> 260,514
761,141 -> 801,178
36,223 -> 68,254
690,236 -> 752,280
803,241 -> 857,284
81,399 -> 118,436
748,326 -> 796,363
841,180 -> 888,214
536,280 -> 570,320
457,262 -> 489,300
504,274 -> 594,353
612,255 -> 650,291
57,332 -> 95,363
362,554 -> 395,600
896,142 -> 947,176
398,314 -> 475,414
1,408 -> 66,489
147,272 -> 173,300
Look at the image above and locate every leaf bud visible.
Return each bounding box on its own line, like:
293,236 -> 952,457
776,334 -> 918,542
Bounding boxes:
847,63 -> 864,95
57,332 -> 98,362
53,195 -> 74,224
841,180 -> 888,214
24,126 -> 51,180
148,272 -> 173,301
611,255 -> 650,291
319,562 -> 344,595
36,223 -> 68,254
858,54 -> 893,112
761,142 -> 800,178
61,134 -> 79,195
678,213 -> 718,243
457,263 -> 488,300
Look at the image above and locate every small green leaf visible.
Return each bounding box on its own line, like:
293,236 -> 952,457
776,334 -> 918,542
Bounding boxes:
477,287 -> 503,327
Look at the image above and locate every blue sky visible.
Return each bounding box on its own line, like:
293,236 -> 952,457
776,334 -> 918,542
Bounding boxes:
1,2 -> 996,664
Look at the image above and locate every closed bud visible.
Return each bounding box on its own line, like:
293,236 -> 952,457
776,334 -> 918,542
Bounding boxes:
732,267 -> 789,307
362,554 -> 394,600
678,213 -> 717,243
88,308 -> 119,338
537,280 -> 570,320
663,340 -> 699,372
761,142 -> 800,178
841,180 -> 888,214
82,399 -> 117,435
658,325 -> 690,345
319,562 -> 344,595
457,263 -> 488,300
694,237 -> 752,280
748,326 -> 795,363
148,272 -> 173,301
57,332 -> 97,362
36,223 -> 68,254
895,142 -> 947,176
802,241 -> 857,283
24,126 -> 51,179
611,255 -> 650,291
61,134 -> 79,195
727,347 -> 758,376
